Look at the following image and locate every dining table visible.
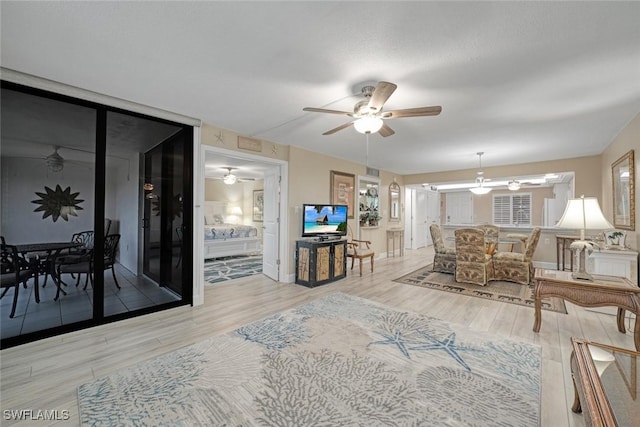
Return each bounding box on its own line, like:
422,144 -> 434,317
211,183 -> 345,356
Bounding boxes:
15,241 -> 83,301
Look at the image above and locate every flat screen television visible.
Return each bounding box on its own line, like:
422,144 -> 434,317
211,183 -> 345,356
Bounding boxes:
302,204 -> 348,239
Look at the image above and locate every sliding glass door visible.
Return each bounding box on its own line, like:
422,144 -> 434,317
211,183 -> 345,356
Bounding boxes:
1,82 -> 192,348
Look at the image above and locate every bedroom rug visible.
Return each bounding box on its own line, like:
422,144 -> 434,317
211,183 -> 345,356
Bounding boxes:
204,254 -> 262,284
394,264 -> 567,314
78,292 -> 541,426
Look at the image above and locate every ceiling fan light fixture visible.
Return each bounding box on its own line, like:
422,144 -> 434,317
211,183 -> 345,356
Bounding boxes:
46,147 -> 64,173
354,117 -> 383,134
508,180 -> 521,191
469,152 -> 492,195
223,173 -> 237,185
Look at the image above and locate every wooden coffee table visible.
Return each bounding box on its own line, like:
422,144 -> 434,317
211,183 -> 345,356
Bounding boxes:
533,269 -> 640,351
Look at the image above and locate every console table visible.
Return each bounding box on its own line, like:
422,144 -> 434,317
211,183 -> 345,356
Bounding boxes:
556,234 -> 580,271
295,239 -> 346,287
386,228 -> 404,257
570,338 -> 639,426
533,269 -> 640,351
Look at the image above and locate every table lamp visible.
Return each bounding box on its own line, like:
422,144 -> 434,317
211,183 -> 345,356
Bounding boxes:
556,195 -> 613,280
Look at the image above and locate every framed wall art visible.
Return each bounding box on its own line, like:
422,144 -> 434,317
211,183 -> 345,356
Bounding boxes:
253,190 -> 264,222
330,170 -> 355,219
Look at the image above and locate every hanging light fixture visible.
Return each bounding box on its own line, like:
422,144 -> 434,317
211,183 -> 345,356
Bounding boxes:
354,116 -> 383,134
46,146 -> 64,173
508,180 -> 521,191
223,173 -> 237,185
222,167 -> 238,185
469,152 -> 492,195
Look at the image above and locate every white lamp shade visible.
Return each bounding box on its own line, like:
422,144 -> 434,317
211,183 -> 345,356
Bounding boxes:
507,180 -> 521,191
469,186 -> 492,195
354,117 -> 383,134
556,197 -> 613,231
231,207 -> 243,215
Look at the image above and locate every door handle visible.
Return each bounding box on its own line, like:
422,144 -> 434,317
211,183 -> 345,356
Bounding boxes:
142,218 -> 149,229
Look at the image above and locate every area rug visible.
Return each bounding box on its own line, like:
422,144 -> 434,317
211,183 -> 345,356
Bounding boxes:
78,292 -> 541,426
395,265 -> 567,314
204,254 -> 262,284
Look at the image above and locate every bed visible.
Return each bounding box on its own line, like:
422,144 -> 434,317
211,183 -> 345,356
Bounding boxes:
203,201 -> 262,260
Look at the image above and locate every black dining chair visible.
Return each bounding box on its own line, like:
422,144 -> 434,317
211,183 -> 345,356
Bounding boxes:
56,234 -> 121,298
1,242 -> 37,318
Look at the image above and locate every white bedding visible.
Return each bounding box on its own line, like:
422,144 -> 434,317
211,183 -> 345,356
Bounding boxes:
204,224 -> 258,240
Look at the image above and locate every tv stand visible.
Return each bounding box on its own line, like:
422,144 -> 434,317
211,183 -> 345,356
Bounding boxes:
295,239 -> 347,287
316,235 -> 342,242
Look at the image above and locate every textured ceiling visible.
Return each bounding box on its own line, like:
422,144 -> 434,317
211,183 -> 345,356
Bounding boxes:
1,1 -> 639,175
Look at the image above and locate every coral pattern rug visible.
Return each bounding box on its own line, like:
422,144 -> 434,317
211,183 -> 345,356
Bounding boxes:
395,265 -> 567,313
78,293 -> 541,426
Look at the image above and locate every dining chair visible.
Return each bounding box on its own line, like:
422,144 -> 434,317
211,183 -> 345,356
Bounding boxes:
56,234 -> 121,298
1,243 -> 37,318
492,227 -> 541,285
454,228 -> 494,286
429,224 -> 456,274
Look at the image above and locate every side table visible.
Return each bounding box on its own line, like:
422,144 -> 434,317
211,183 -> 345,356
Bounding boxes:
556,234 -> 580,271
386,228 -> 404,258
533,269 -> 640,351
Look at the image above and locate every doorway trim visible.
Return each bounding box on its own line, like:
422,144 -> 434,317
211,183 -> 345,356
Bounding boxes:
194,144 -> 289,305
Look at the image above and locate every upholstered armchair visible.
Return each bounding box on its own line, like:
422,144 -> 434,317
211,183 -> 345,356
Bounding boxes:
454,228 -> 493,286
429,224 -> 456,274
492,227 -> 541,285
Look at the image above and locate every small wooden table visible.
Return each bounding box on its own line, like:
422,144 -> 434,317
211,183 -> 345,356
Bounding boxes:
533,269 -> 640,351
556,234 -> 580,271
570,338 -> 639,426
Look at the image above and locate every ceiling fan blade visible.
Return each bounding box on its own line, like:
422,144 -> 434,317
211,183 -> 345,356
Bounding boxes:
322,121 -> 354,135
368,81 -> 397,112
385,106 -> 442,118
303,107 -> 353,116
378,123 -> 395,137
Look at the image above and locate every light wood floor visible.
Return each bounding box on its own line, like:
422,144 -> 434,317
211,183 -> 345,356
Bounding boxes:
1,247 -> 635,426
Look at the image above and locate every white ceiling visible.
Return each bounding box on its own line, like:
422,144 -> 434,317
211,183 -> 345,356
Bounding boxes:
1,1 -> 639,175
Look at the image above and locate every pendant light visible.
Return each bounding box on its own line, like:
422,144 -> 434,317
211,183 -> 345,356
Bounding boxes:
469,152 -> 491,195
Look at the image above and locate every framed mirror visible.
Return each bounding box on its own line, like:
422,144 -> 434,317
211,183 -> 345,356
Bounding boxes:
612,150 -> 635,230
389,181 -> 401,222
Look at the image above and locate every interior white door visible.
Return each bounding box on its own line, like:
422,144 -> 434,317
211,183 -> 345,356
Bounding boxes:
414,189 -> 428,248
426,190 -> 440,246
262,166 -> 279,280
446,192 -> 474,224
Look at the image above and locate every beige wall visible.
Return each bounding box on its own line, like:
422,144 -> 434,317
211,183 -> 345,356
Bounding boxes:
204,178 -> 264,229
601,113 -> 639,251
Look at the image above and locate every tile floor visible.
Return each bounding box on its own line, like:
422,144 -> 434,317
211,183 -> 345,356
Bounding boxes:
0,264 -> 180,340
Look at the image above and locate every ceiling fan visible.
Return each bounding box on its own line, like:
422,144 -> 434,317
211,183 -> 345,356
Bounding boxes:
303,81 -> 442,137
213,167 -> 255,185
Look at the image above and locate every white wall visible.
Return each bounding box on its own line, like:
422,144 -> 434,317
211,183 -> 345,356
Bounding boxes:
1,157 -> 95,243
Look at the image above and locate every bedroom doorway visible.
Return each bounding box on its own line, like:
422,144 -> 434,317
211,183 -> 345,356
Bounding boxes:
199,145 -> 288,290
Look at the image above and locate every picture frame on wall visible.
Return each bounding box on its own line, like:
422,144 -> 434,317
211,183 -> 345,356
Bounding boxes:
330,170 -> 355,219
253,190 -> 264,222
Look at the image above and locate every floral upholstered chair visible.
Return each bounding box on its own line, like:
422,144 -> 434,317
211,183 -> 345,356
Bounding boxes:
454,228 -> 493,286
429,224 -> 456,274
492,227 -> 541,285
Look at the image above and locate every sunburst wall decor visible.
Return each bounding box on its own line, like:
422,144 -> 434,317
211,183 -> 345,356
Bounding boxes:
32,184 -> 84,222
